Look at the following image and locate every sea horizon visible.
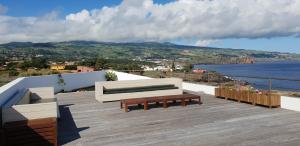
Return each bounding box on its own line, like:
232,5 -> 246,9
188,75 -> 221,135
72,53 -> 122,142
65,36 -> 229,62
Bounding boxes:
195,61 -> 300,92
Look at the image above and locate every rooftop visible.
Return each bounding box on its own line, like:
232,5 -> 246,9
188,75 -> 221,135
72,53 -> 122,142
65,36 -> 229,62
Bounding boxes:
57,91 -> 300,146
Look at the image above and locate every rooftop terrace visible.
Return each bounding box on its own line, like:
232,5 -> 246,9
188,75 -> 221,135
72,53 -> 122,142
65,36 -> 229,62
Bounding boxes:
57,91 -> 300,146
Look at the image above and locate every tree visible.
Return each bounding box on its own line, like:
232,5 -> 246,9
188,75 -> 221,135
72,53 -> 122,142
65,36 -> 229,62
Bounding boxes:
8,69 -> 19,76
6,62 -> 18,70
20,58 -> 49,70
183,63 -> 193,72
65,65 -> 77,70
171,59 -> 176,71
0,58 -> 5,66
95,58 -> 107,70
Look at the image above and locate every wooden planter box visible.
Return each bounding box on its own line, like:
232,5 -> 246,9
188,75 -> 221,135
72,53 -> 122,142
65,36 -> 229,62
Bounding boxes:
239,90 -> 253,103
255,94 -> 281,107
215,88 -> 220,97
215,88 -> 280,108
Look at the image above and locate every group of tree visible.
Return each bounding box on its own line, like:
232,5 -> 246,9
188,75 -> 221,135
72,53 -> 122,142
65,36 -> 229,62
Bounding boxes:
79,58 -> 153,71
20,58 -> 49,70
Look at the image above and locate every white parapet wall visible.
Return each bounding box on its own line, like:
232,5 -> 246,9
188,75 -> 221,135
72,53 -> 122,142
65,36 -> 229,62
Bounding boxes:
182,82 -> 216,95
24,71 -> 106,93
0,71 -> 107,107
0,77 -> 27,107
113,71 -> 151,80
281,96 -> 300,112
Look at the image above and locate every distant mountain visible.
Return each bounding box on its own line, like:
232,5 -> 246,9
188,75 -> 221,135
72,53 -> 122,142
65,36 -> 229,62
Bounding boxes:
0,41 -> 299,64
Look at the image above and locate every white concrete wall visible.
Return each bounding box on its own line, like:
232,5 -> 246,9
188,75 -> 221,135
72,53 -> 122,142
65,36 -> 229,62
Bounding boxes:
0,78 -> 27,107
182,82 -> 216,95
24,71 -> 106,93
113,71 -> 151,81
0,71 -> 106,107
281,96 -> 300,112
29,87 -> 55,99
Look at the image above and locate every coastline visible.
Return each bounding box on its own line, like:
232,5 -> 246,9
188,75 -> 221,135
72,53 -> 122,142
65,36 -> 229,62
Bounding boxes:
195,61 -> 300,94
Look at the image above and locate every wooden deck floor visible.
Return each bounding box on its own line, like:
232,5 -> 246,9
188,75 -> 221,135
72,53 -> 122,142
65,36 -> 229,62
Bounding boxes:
57,91 -> 300,146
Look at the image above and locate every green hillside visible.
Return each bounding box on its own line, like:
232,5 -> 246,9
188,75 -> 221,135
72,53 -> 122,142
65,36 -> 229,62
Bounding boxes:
0,41 -> 299,64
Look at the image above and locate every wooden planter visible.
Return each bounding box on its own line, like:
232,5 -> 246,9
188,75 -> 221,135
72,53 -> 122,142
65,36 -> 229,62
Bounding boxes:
215,88 -> 221,97
239,90 -> 252,103
255,94 -> 281,107
215,88 -> 280,108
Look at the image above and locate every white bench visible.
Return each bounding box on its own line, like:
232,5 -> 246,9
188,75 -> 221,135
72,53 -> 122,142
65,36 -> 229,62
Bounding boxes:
95,78 -> 183,102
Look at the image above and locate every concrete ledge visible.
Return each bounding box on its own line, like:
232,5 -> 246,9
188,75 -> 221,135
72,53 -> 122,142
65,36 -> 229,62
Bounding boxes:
281,96 -> 300,112
2,102 -> 57,124
182,82 -> 216,95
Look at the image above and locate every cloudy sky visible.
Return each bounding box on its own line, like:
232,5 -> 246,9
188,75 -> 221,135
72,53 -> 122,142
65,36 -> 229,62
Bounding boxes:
0,0 -> 300,53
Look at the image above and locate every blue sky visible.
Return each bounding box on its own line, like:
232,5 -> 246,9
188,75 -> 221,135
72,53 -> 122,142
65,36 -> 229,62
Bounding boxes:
0,0 -> 300,53
1,0 -> 173,17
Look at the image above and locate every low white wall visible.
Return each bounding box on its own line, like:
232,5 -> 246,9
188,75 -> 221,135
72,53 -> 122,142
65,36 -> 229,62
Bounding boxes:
29,87 -> 55,99
24,71 -> 106,93
0,71 -> 106,107
281,96 -> 300,112
113,71 -> 151,81
182,82 -> 216,95
0,78 -> 27,107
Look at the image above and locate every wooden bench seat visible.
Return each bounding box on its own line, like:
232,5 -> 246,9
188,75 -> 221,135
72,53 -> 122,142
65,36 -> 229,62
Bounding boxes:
120,93 -> 202,112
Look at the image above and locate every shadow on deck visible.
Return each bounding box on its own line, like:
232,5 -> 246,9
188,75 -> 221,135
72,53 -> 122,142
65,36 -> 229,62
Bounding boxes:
58,104 -> 89,145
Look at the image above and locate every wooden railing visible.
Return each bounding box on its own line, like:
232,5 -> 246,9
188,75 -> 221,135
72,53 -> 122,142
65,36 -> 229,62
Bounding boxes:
215,88 -> 281,108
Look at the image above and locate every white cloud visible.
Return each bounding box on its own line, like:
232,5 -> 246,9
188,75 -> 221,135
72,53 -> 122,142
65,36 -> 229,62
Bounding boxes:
1,0 -> 300,43
195,39 -> 219,46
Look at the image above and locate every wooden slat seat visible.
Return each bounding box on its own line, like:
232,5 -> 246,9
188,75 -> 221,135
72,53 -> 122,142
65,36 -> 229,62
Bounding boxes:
120,93 -> 201,112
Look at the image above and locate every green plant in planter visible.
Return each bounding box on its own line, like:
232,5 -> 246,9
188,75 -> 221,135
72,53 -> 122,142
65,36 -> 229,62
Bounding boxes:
105,71 -> 118,81
57,74 -> 66,92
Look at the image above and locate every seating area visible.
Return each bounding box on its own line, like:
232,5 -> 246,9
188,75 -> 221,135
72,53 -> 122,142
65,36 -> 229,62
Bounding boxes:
95,78 -> 183,102
120,93 -> 202,112
1,87 -> 58,146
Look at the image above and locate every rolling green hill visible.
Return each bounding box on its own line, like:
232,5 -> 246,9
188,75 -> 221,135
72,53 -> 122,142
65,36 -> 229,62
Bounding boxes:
0,41 -> 299,64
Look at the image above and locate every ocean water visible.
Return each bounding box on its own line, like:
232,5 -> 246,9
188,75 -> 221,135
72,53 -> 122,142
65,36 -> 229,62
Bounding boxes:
195,61 -> 300,92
